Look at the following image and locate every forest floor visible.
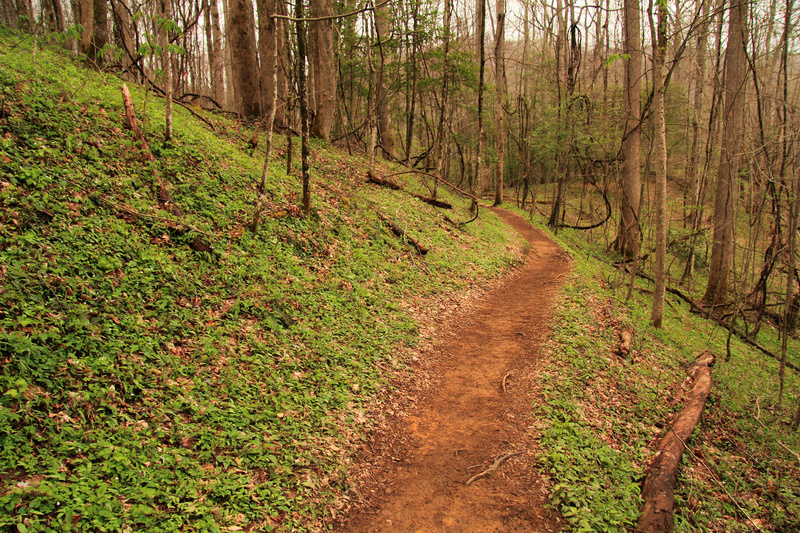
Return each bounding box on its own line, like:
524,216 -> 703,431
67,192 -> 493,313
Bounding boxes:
335,208 -> 570,532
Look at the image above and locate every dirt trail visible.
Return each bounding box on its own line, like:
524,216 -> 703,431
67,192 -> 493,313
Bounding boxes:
337,208 -> 571,533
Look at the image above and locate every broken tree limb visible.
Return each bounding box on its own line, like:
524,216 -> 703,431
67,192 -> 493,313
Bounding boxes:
628,268 -> 800,373
366,172 -> 453,209
121,83 -> 155,163
90,194 -> 214,237
465,451 -> 522,485
638,350 -> 715,533
383,169 -> 478,203
378,214 -> 429,255
119,84 -> 212,253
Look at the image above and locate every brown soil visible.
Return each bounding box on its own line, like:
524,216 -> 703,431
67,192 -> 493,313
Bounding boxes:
335,208 -> 571,533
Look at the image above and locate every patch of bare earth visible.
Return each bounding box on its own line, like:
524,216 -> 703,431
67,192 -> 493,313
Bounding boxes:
333,208 -> 571,532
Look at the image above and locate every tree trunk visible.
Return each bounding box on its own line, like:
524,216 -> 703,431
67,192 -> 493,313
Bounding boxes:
310,0 -> 335,140
651,0 -> 668,328
296,0 -> 311,215
374,1 -> 395,159
43,0 -> 65,33
403,0 -> 419,165
206,0 -> 225,107
111,0 -> 135,76
681,0 -> 712,282
161,0 -> 172,141
432,0 -> 452,198
703,0 -> 748,306
78,0 -> 94,57
256,0 -> 280,120
251,18 -> 281,232
228,0 -> 260,117
474,0 -> 487,197
493,0 -> 505,206
618,0 -> 642,260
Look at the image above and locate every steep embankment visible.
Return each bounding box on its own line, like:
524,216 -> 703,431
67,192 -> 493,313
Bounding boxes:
0,34 -> 526,532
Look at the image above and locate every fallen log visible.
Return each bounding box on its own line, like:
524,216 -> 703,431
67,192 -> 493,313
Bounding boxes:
366,172 -> 453,209
379,214 -> 429,255
618,329 -> 634,356
638,350 -> 715,533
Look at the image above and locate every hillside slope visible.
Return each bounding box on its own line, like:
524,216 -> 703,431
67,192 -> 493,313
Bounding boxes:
0,33 -> 526,532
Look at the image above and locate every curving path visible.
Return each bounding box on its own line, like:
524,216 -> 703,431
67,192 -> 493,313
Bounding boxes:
337,208 -> 571,533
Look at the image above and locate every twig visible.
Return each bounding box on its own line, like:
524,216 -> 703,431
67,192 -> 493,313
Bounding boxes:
754,396 -> 765,427
778,441 -> 800,464
465,451 -> 522,485
502,371 -> 512,393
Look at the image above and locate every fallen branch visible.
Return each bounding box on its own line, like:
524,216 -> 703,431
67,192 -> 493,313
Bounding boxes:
378,215 -> 429,255
366,172 -> 453,209
638,350 -> 715,533
383,169 -> 478,202
632,269 -> 799,373
172,98 -> 218,132
779,441 -> 800,464
465,451 -> 522,485
119,84 -> 212,253
91,194 -> 214,252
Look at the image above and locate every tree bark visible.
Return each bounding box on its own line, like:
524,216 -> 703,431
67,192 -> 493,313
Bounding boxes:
111,0 -> 135,76
161,0 -> 173,141
43,0 -> 65,33
228,0 -> 260,117
618,0 -> 642,260
89,0 -> 108,66
703,0 -> 748,305
651,0 -> 668,328
374,1 -> 395,159
295,0 -> 311,215
206,0 -> 226,107
431,0 -> 452,199
403,0 -> 419,165
638,350 -> 715,533
474,0 -> 487,197
78,0 -> 94,57
309,0 -> 335,140
493,0 -> 505,207
256,0 -> 279,120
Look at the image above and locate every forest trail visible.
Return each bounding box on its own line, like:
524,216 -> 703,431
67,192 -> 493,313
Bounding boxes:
337,208 -> 571,532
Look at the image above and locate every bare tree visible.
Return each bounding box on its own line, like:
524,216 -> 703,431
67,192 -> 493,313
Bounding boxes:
703,0 -> 748,306
651,0 -> 668,328
617,0 -> 642,260
493,0 -> 506,206
374,0 -> 395,159
228,0 -> 260,116
310,0 -> 335,140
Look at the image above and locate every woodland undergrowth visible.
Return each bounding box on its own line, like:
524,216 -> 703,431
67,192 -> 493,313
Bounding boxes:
521,202 -> 800,532
0,33 -> 525,532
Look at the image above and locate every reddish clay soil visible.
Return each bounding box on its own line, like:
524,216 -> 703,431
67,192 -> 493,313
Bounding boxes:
335,208 -> 571,533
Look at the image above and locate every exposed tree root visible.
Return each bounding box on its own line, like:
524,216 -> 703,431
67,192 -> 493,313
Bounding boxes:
465,451 -> 522,485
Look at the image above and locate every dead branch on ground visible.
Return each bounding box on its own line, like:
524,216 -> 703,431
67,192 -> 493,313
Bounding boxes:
638,350 -> 715,533
378,214 -> 429,255
465,451 -> 522,485
367,172 -> 453,209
